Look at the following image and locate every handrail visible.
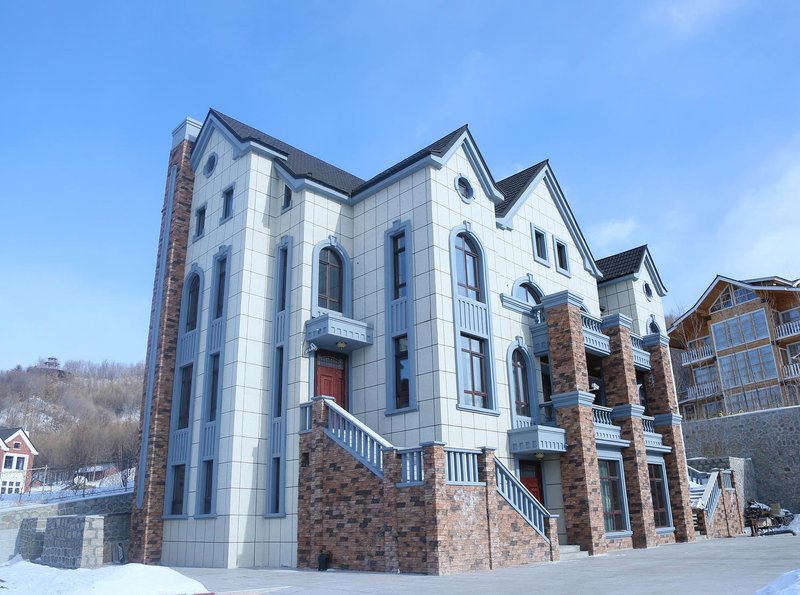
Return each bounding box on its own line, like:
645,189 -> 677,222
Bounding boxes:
697,470 -> 721,523
581,312 -> 603,333
687,381 -> 721,400
681,344 -> 714,365
776,319 -> 800,339
687,465 -> 711,485
641,415 -> 656,434
630,334 -> 645,350
495,458 -> 549,540
324,398 -> 392,477
592,405 -> 614,425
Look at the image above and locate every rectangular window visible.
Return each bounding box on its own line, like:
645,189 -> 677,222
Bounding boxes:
532,227 -> 548,265
273,347 -> 284,416
222,187 -> 234,220
718,345 -> 778,389
214,257 -> 227,319
15,457 -> 24,471
554,238 -> 570,275
392,233 -> 408,299
394,336 -> 410,409
208,354 -> 220,423
277,247 -> 289,312
692,364 -> 717,386
781,308 -> 800,325
460,334 -> 488,409
282,185 -> 292,210
711,309 -> 769,350
733,287 -> 759,305
649,464 -> 669,528
3,457 -> 12,469
195,206 -> 206,238
177,365 -> 193,429
13,442 -> 20,449
200,460 -> 214,515
688,336 -> 711,351
599,459 -> 626,532
269,458 -> 282,514
170,465 -> 186,516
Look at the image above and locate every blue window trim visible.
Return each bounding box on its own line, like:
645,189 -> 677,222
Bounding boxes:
193,245 -> 231,518
530,224 -> 550,267
281,184 -> 294,213
553,235 -> 571,277
311,236 -> 353,318
507,337 -> 540,427
449,223 -> 498,414
384,220 -> 417,415
265,235 -> 293,518
647,454 -> 673,531
164,265 -> 205,519
596,448 -> 632,535
219,184 -> 235,224
193,203 -> 207,242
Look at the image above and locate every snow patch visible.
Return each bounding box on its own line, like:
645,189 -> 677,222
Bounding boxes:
0,557 -> 207,594
756,569 -> 800,595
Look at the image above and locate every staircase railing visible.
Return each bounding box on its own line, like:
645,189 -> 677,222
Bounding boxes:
324,399 -> 392,477
687,465 -> 710,486
697,470 -> 721,523
494,458 -> 550,540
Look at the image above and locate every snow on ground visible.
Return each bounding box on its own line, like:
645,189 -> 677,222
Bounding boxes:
756,569 -> 800,595
0,556 -> 208,595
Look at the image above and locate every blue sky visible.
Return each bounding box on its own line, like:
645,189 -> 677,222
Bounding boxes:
1,1 -> 799,370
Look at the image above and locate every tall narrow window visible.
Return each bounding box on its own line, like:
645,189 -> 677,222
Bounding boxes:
599,460 -> 626,532
207,354 -> 220,423
200,460 -> 214,515
455,234 -> 481,301
649,464 -> 670,528
393,234 -> 408,299
318,247 -> 342,312
15,457 -> 24,471
532,227 -> 548,264
195,207 -> 206,238
185,275 -> 200,332
214,257 -> 227,319
511,349 -> 531,418
282,185 -> 292,210
394,336 -> 410,409
222,187 -> 234,220
277,247 -> 289,312
554,238 -> 570,275
461,335 -> 488,408
170,465 -> 186,516
177,365 -> 193,429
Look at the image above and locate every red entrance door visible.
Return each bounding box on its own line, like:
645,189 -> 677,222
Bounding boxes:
315,352 -> 347,410
519,461 -> 544,503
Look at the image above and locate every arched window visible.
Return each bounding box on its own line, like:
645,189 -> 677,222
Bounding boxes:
455,233 -> 481,301
511,348 -> 531,418
185,275 -> 200,332
514,282 -> 541,305
649,319 -> 661,334
318,247 -> 343,312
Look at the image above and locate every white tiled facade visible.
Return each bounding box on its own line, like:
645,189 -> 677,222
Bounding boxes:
159,113 -> 668,568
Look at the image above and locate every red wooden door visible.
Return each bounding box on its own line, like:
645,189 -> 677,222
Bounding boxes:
519,461 -> 544,503
315,352 -> 347,410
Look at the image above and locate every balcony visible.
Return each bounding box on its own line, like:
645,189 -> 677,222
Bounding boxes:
687,381 -> 721,400
582,313 -> 611,357
784,363 -> 800,380
630,334 -> 651,370
530,307 -> 549,356
592,405 -> 628,447
641,415 -> 670,453
776,320 -> 800,342
681,344 -> 714,366
508,423 -> 567,455
304,313 -> 373,354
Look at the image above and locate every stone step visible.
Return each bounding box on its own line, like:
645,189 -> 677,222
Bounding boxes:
559,544 -> 589,560
560,544 -> 582,554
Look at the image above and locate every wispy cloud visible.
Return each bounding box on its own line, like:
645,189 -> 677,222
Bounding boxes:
591,217 -> 639,254
649,0 -> 746,36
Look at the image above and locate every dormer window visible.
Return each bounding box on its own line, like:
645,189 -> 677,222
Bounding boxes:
12,442 -> 20,450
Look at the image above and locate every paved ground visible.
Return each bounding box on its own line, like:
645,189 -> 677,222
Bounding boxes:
177,534 -> 799,595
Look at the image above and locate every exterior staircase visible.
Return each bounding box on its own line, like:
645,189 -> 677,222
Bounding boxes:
559,544 -> 589,561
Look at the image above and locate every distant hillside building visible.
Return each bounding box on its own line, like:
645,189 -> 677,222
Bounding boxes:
668,276 -> 800,419
0,428 -> 38,494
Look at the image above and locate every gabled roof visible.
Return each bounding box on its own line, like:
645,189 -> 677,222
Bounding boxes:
0,427 -> 38,455
667,275 -> 800,335
596,246 -> 648,282
495,160 -> 549,217
210,109 -> 366,195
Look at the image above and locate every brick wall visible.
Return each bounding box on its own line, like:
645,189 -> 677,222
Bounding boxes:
129,136 -> 196,564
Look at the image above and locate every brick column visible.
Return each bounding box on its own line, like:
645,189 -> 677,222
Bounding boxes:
602,314 -> 656,548
543,291 -> 606,554
479,447 -> 499,569
381,446 -> 401,572
296,397 -> 331,568
129,119 -> 198,564
546,516 -> 561,561
420,442 -> 447,575
645,334 -> 695,543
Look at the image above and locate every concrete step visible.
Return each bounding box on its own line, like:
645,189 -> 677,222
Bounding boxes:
559,544 -> 589,560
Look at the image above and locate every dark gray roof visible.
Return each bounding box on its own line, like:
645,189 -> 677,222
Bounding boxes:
210,109 -> 366,195
352,125 -> 468,196
0,428 -> 24,442
596,246 -> 648,282
495,160 -> 548,216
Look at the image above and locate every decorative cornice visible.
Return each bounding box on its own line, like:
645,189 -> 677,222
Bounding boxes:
551,390 -> 595,409
611,404 -> 645,420
642,333 -> 670,348
601,313 -> 633,331
541,290 -> 584,311
653,412 -> 682,427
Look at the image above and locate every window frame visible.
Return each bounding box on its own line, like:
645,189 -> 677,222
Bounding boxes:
460,334 -> 489,409
508,343 -> 538,424
311,238 -> 353,318
553,235 -> 571,277
454,233 -> 482,301
598,456 -> 631,535
648,458 -> 673,531
282,184 -> 293,211
220,185 -> 234,223
194,205 -> 206,240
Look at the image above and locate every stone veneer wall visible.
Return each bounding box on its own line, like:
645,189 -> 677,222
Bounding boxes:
682,407 -> 800,511
297,400 -> 556,575
40,515 -> 105,569
697,475 -> 744,539
129,135 -> 196,564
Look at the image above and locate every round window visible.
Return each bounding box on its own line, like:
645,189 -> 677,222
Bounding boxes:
203,153 -> 218,177
644,282 -> 653,301
455,175 -> 474,202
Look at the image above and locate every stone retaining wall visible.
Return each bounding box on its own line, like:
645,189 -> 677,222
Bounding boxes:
40,515 -> 104,569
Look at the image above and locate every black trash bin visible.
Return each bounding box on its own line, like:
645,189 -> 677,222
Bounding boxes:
318,553 -> 329,571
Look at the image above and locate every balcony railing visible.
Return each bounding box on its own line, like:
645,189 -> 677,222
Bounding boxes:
582,312 -> 611,356
681,344 -> 714,366
776,320 -> 800,341
783,363 -> 800,380
630,334 -> 651,370
592,405 -> 613,425
687,381 -> 721,400
398,448 -> 424,485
